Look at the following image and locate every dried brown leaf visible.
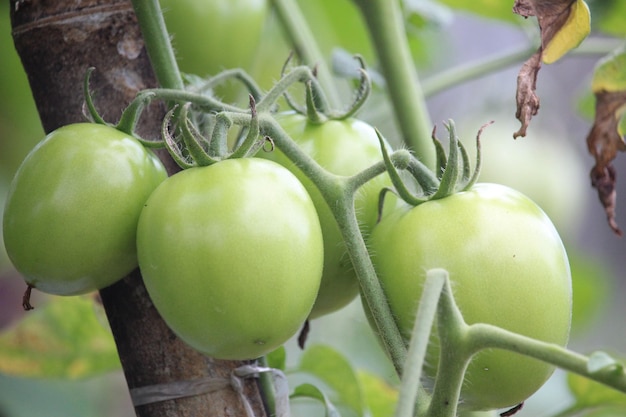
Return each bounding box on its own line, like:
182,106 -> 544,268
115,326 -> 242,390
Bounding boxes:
512,0 -> 579,137
514,50 -> 542,138
586,90 -> 626,236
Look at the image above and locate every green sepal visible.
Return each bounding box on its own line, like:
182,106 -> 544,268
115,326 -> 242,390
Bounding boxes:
161,107 -> 196,169
82,67 -> 108,126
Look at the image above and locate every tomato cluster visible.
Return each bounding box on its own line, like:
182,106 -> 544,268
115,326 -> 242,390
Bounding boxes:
3,114 -> 572,408
3,122 -> 326,360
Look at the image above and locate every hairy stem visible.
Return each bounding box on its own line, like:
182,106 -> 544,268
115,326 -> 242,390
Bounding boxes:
425,274 -> 471,417
269,0 -> 342,108
261,114 -> 408,376
422,37 -> 622,97
467,324 -> 626,394
353,0 -> 434,166
394,270 -> 448,417
131,0 -> 184,90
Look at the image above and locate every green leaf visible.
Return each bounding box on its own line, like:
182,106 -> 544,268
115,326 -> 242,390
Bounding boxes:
0,296 -> 120,379
592,45 -> 626,93
299,344 -> 365,415
291,383 -> 342,417
357,370 -> 398,417
266,346 -> 287,371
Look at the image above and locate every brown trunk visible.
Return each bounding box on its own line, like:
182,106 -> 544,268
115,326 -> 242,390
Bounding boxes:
10,1 -> 268,416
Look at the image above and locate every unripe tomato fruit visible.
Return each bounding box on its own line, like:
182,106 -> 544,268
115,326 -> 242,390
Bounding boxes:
2,123 -> 168,295
159,0 -> 268,101
367,183 -> 572,411
261,112 -> 394,318
137,158 -> 323,360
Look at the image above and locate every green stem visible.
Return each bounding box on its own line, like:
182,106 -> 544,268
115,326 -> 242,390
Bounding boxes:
261,115 -> 408,376
257,356 -> 277,417
394,270 -> 447,417
422,46 -> 534,97
422,37 -> 623,97
131,0 -> 184,90
269,0 -> 342,108
332,194 -> 407,377
425,273 -> 471,417
353,0 -> 434,166
467,324 -> 626,394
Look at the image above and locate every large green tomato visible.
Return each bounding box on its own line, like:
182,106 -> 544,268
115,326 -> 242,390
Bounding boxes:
3,123 -> 167,295
159,0 -> 268,100
367,183 -> 572,411
465,122 -> 587,238
137,158 -> 323,360
261,112 -> 394,318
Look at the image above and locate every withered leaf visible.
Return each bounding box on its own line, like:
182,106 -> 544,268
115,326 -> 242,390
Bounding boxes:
512,0 -> 589,137
586,90 -> 626,236
514,50 -> 542,139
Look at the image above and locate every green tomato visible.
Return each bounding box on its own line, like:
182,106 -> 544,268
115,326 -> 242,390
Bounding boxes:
3,123 -> 167,295
467,122 -> 587,238
159,0 -> 268,99
136,158 -> 323,360
367,183 -> 572,411
260,112 -> 394,318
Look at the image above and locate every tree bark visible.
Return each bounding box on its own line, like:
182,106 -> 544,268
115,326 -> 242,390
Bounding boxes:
10,1 -> 268,416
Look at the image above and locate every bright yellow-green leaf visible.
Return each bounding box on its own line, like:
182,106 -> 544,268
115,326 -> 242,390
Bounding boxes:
0,296 -> 120,379
299,344 -> 364,415
357,370 -> 398,417
542,0 -> 591,64
592,45 -> 626,93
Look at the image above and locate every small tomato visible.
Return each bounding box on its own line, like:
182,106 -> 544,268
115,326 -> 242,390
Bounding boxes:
3,123 -> 167,295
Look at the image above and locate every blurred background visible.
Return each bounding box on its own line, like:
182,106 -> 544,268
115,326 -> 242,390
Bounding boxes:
1,0 -> 624,416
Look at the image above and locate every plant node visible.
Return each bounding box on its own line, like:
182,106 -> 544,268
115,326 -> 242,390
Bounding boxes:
376,120 -> 491,212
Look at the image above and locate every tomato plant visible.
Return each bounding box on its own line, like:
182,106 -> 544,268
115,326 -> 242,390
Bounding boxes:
2,123 -> 167,296
5,1 -> 626,416
260,112 -> 394,318
367,183 -> 572,411
136,157 -> 324,360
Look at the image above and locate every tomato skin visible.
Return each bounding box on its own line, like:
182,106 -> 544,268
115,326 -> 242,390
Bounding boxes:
136,158 -> 323,360
2,123 -> 168,295
367,183 -> 572,411
261,112 -> 394,318
159,0 -> 268,84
